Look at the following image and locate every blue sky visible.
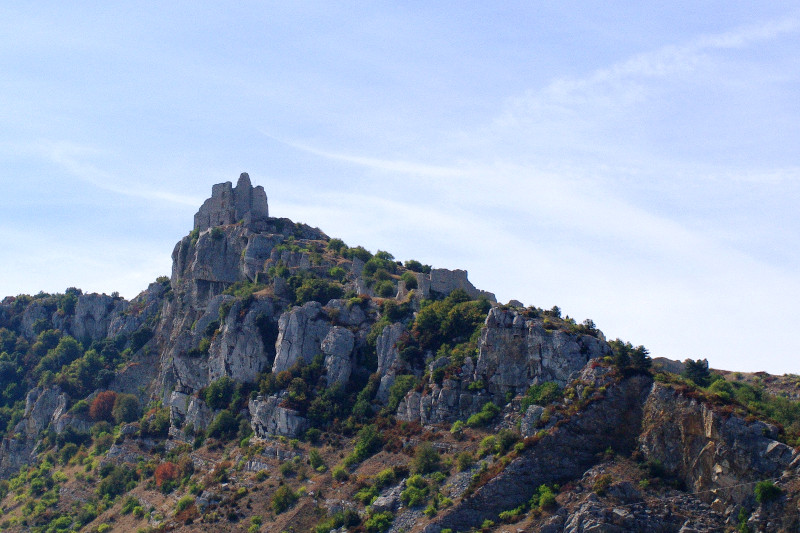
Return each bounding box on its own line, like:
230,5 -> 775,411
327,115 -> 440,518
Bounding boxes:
1,3 -> 799,373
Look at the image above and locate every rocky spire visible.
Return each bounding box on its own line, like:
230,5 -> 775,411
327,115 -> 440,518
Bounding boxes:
193,172 -> 269,231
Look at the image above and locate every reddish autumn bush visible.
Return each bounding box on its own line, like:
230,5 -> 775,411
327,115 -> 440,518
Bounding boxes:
89,391 -> 117,422
154,462 -> 179,489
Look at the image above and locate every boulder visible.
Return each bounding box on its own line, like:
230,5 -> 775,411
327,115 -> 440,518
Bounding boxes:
376,323 -> 405,375
520,404 -> 545,437
375,322 -> 407,402
249,394 -> 308,438
324,299 -> 369,327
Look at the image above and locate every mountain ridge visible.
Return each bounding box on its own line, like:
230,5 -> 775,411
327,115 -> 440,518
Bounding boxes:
0,174 -> 798,533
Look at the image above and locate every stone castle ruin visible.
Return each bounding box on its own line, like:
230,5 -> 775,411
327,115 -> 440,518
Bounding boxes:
193,172 -> 269,231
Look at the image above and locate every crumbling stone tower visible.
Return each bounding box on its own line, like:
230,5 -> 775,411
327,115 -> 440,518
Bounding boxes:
193,172 -> 269,231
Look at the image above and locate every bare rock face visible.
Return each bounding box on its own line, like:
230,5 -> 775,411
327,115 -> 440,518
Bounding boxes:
474,307 -> 610,397
249,394 -> 308,438
376,323 -> 406,375
242,233 -> 283,280
169,392 -> 213,433
425,373 -> 654,533
520,404 -> 545,436
639,382 -> 798,505
208,298 -> 275,383
375,322 -> 408,402
273,302 -> 332,374
20,301 -> 51,340
68,293 -> 125,342
324,299 -> 370,327
193,173 -> 268,232
19,386 -> 66,437
0,387 -> 67,476
321,326 -> 355,385
396,380 -> 485,425
108,281 -> 167,339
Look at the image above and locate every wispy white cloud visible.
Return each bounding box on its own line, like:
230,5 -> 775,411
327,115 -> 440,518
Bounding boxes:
259,131 -> 464,178
16,140 -> 204,206
513,15 -> 800,113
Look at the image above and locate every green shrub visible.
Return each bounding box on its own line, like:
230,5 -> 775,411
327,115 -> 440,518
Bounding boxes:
203,376 -> 236,410
130,326 -> 154,353
364,511 -> 393,533
386,375 -> 417,413
121,495 -> 139,515
140,406 -> 170,438
175,495 -> 195,512
96,464 -> 137,499
112,393 -> 141,424
683,359 -> 711,387
456,452 -> 474,472
373,468 -> 395,489
374,280 -> 395,298
450,420 -> 465,439
352,424 -> 383,462
271,485 -> 298,514
400,474 -> 429,507
328,266 -> 347,282
355,485 -> 379,505
295,278 -> 344,305
207,410 -> 238,440
327,238 -> 347,253
593,474 -> 613,495
754,480 -> 781,503
466,402 -> 500,428
403,260 -> 424,272
412,442 -> 441,475
59,442 -> 78,464
494,429 -> 520,455
529,484 -> 557,510
478,436 -> 496,457
332,465 -> 349,481
520,382 -> 561,411
309,448 -> 325,471
400,272 -> 418,289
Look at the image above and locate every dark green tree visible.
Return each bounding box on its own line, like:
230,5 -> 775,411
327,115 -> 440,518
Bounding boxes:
683,359 -> 711,387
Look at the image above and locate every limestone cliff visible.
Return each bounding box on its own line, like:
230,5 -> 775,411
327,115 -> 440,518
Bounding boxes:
2,174 -> 798,533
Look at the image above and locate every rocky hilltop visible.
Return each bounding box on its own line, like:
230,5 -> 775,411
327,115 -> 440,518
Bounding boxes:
0,174 -> 798,533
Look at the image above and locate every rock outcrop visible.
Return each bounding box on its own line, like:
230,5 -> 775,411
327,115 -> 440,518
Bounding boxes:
396,378 -> 486,425
249,394 -> 308,438
475,307 -> 610,396
273,302 -> 333,374
639,382 -> 797,505
397,308 -> 610,425
425,372 -> 653,532
208,298 -> 275,383
321,326 -> 355,385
